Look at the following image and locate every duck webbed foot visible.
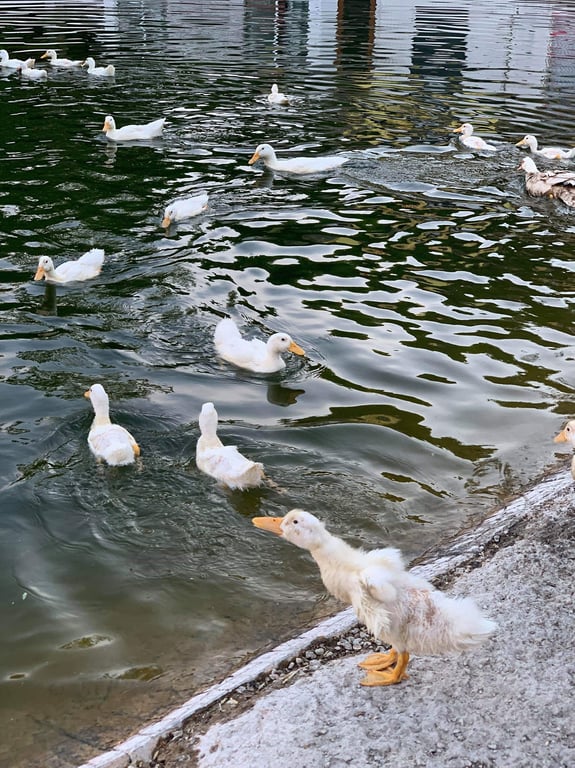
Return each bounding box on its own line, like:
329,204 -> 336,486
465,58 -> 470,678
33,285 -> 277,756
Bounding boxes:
360,651 -> 410,686
357,649 -> 397,670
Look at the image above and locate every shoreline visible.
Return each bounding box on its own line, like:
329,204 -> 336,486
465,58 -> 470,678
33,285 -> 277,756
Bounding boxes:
78,468 -> 574,768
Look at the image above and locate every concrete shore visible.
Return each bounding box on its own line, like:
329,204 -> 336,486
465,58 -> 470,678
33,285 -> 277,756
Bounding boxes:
80,470 -> 575,768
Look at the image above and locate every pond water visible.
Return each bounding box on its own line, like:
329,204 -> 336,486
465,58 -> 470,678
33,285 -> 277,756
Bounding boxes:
2,1 -> 575,765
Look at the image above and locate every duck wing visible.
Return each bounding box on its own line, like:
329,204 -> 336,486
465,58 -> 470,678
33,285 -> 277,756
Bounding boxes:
542,170 -> 575,188
199,445 -> 264,488
278,156 -> 347,174
214,319 -> 267,365
89,424 -> 137,465
77,248 -> 105,268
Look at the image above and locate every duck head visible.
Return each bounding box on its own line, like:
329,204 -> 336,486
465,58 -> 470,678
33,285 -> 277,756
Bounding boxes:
253,509 -> 328,551
34,256 -> 55,280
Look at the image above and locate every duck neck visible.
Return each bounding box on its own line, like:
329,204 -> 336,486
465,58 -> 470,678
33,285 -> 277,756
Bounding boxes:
92,401 -> 111,427
307,532 -> 358,603
308,530 -> 354,570
198,431 -> 223,450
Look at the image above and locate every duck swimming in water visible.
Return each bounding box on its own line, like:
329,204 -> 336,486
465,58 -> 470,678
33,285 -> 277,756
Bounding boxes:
248,143 -> 348,174
453,123 -> 497,151
214,318 -> 305,373
519,156 -> 575,208
196,402 -> 265,490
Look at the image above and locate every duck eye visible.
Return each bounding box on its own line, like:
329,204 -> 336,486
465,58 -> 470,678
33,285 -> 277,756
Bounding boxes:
293,519 -> 298,525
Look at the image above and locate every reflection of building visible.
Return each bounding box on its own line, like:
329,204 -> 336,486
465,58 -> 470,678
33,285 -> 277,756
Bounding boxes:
307,0 -> 556,96
548,9 -> 575,90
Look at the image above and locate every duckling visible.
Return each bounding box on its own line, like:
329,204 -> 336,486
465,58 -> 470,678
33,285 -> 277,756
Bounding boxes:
453,123 -> 497,151
253,509 -> 497,686
196,402 -> 265,490
515,134 -> 575,161
214,317 -> 305,373
84,384 -> 140,466
519,156 -> 575,208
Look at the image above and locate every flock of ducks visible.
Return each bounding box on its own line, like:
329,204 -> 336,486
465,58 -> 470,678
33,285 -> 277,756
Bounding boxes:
13,47 -> 575,686
0,47 -> 115,79
454,122 -> 575,208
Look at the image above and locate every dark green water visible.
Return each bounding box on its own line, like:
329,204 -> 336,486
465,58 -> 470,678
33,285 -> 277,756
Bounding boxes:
2,1 -> 575,765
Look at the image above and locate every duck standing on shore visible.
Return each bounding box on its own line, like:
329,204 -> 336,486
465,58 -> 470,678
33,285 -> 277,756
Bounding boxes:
554,420 -> 575,478
253,509 -> 497,686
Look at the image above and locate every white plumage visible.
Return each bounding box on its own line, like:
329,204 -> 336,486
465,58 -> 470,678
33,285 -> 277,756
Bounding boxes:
453,123 -> 497,151
0,49 -> 26,69
253,509 -> 496,686
40,49 -> 82,67
248,143 -> 348,174
554,420 -> 575,478
84,384 -> 140,466
82,57 -> 115,77
515,134 -> 575,160
196,402 -> 265,490
19,59 -> 48,81
161,193 -> 209,227
34,248 -> 105,283
102,115 -> 166,142
267,83 -> 289,105
214,317 -> 305,373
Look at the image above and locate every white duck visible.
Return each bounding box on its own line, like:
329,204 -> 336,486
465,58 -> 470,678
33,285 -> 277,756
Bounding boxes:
267,83 -> 289,105
248,143 -> 348,174
519,156 -> 575,208
84,384 -> 140,466
161,193 -> 209,228
515,134 -> 575,160
102,114 -> 166,142
196,402 -> 265,490
554,420 -> 575,478
0,49 -> 26,68
34,248 -> 105,283
40,49 -> 82,67
19,59 -> 48,81
214,317 -> 305,373
253,509 -> 497,686
82,57 -> 115,77
453,123 -> 497,151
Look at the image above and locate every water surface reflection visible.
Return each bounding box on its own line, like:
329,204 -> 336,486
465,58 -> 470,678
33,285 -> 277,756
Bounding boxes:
1,1 -> 575,765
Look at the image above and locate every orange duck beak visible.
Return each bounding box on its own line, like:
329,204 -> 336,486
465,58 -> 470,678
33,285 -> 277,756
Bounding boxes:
252,516 -> 284,536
